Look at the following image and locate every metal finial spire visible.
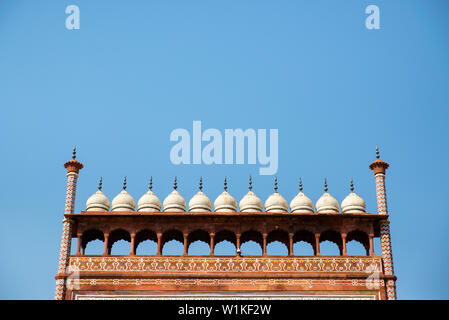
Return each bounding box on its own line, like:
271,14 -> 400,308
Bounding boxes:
299,177 -> 303,192
98,176 -> 103,191
149,176 -> 153,191
249,175 -> 253,191
123,176 -> 127,190
72,145 -> 76,160
224,177 -> 228,191
376,145 -> 380,159
173,176 -> 178,190
274,177 -> 278,192
324,178 -> 328,192
350,177 -> 354,192
199,176 -> 203,191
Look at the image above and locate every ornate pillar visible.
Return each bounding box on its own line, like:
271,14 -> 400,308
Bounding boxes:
369,147 -> 396,300
210,233 -> 215,256
341,233 -> 347,256
262,233 -> 267,256
55,147 -> 83,300
288,233 -> 294,256
314,233 -> 320,256
369,234 -> 375,257
236,233 -> 241,256
76,233 -> 81,256
183,233 -> 188,256
130,233 -> 136,255
157,233 -> 162,256
103,233 -> 109,256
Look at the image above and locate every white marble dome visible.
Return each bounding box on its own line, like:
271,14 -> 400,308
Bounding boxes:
239,191 -> 263,212
341,179 -> 366,213
239,176 -> 263,212
86,178 -> 110,211
214,191 -> 238,212
264,178 -> 288,212
188,178 -> 211,212
315,179 -> 339,213
214,178 -> 237,212
111,178 -> 136,212
290,179 -> 313,213
137,178 -> 161,212
163,177 -> 186,212
189,191 -> 212,212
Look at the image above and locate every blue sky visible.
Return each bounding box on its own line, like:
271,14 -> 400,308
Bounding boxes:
0,0 -> 448,299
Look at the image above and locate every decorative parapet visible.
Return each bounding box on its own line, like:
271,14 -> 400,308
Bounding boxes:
68,256 -> 382,275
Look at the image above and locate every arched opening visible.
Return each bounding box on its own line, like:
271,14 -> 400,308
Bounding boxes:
108,229 -> 131,255
161,229 -> 184,255
214,230 -> 236,256
320,230 -> 342,256
293,230 -> 315,256
240,230 -> 263,256
267,229 -> 289,256
188,229 -> 210,255
347,230 -> 370,256
135,229 -> 158,255
81,229 -> 104,255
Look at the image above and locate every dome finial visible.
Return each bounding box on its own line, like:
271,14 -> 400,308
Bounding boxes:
224,176 -> 228,191
376,145 -> 380,159
173,176 -> 178,190
98,176 -> 103,191
249,175 -> 253,191
123,176 -> 127,190
199,176 -> 203,191
350,177 -> 354,192
72,145 -> 76,160
324,178 -> 328,192
299,177 -> 303,192
149,176 -> 153,191
274,177 -> 278,192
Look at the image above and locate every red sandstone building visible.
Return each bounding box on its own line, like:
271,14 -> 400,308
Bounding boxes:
55,148 -> 397,300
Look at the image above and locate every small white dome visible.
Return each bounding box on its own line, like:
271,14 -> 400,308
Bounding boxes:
214,177 -> 237,212
111,178 -> 136,212
239,191 -> 263,212
265,193 -> 288,212
137,178 -> 161,212
290,193 -> 314,213
214,191 -> 238,212
341,179 -> 366,213
188,178 -> 212,212
86,179 -> 110,211
189,191 -> 212,212
239,176 -> 262,212
315,179 -> 339,213
290,179 -> 314,213
163,177 -> 186,212
264,178 -> 288,212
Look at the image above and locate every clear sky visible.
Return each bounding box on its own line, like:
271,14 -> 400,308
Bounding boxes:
0,0 -> 448,299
